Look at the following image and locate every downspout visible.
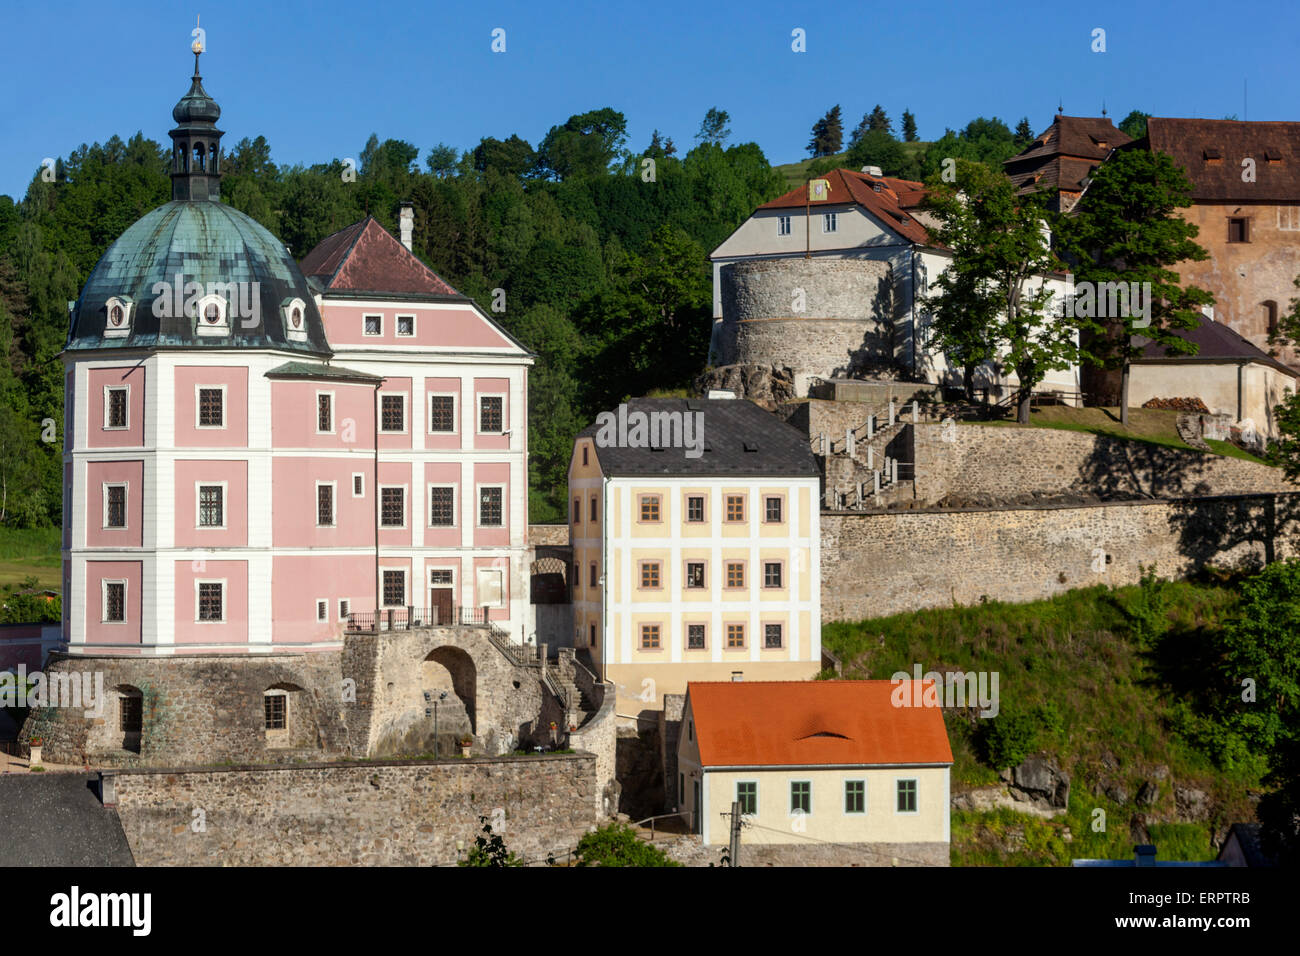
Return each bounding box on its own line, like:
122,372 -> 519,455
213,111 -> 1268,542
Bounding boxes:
601,474 -> 610,685
373,382 -> 381,618
1238,361 -> 1246,422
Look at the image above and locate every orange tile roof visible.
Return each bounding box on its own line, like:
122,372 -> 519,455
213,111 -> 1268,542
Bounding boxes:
687,680 -> 954,768
756,168 -> 931,245
300,216 -> 460,297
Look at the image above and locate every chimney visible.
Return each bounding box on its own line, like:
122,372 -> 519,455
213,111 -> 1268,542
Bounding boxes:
399,201 -> 414,251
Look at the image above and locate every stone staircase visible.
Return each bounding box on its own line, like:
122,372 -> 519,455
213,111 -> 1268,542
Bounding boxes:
813,400 -> 920,508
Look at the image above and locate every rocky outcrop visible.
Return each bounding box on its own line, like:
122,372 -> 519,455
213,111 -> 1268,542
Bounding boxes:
693,364 -> 797,409
952,754 -> 1070,818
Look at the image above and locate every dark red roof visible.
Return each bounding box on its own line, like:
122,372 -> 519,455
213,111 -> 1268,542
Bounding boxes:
299,217 -> 459,296
1144,118 -> 1300,203
1135,314 -> 1299,376
687,680 -> 954,768
756,168 -> 931,244
1005,115 -> 1132,196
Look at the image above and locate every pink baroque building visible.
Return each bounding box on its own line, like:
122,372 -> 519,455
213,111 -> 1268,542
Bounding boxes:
61,54 -> 533,659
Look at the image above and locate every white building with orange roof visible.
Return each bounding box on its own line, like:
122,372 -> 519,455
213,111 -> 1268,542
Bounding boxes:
677,679 -> 953,865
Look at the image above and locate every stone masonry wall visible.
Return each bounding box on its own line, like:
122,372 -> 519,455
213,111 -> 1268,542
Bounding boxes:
106,753 -> 598,866
821,493 -> 1300,622
912,423 -> 1292,506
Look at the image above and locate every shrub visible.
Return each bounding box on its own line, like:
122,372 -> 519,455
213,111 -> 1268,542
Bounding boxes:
981,708 -> 1040,770
574,822 -> 680,867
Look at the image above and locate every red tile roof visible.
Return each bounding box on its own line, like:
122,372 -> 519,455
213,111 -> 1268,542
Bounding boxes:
1004,115 -> 1132,196
1143,118 -> 1300,203
756,168 -> 931,245
687,680 -> 954,768
299,217 -> 459,296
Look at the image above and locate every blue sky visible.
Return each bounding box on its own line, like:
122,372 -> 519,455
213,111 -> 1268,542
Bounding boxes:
3,0 -> 1298,199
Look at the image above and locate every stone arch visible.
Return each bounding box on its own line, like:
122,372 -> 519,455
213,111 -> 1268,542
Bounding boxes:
422,646 -> 476,735
263,681 -> 313,749
193,142 -> 206,171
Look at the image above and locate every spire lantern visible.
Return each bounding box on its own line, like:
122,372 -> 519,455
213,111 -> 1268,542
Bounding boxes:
169,29 -> 223,202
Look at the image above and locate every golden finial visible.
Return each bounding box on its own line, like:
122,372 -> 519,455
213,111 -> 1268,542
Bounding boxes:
191,14 -> 204,55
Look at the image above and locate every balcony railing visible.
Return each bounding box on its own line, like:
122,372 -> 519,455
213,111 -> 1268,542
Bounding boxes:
344,605 -> 491,633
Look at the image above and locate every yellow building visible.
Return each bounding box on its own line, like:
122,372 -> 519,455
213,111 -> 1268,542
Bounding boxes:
677,681 -> 953,863
568,397 -> 821,722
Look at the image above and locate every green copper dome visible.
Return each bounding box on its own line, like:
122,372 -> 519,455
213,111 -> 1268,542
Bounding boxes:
67,200 -> 331,355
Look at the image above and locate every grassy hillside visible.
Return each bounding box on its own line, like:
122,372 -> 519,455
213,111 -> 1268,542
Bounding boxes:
0,527 -> 60,590
822,575 -> 1261,865
775,142 -> 930,189
967,405 -> 1271,465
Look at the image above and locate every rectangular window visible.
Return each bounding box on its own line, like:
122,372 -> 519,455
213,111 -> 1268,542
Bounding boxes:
429,395 -> 456,432
823,212 -> 838,233
429,486 -> 455,526
726,495 -> 745,522
686,562 -> 705,589
104,582 -> 125,622
198,582 -> 223,621
590,496 -> 598,522
199,485 -> 224,528
198,387 -> 224,427
363,314 -> 382,336
640,624 -> 661,649
639,496 -> 661,522
120,695 -> 141,732
382,570 -> 405,607
687,496 -> 705,523
105,485 -> 126,528
1228,217 -> 1250,243
429,569 -> 453,586
845,780 -> 866,814
352,473 -> 364,497
777,214 -> 792,236
687,623 -> 706,650
478,486 -> 503,526
737,781 -> 757,816
726,563 -> 744,589
763,562 -> 783,588
316,599 -> 328,622
316,484 -> 334,526
479,395 -> 503,433
727,623 -> 745,648
380,487 -> 405,527
791,781 -> 811,815
589,623 -> 597,647
106,388 -> 128,428
897,779 -> 918,813
317,393 -> 332,433
582,446 -> 589,466
573,497 -> 581,523
380,394 -> 405,432
339,598 -> 351,619
640,562 -> 661,589
589,562 -> 598,587
396,315 -> 415,336
265,694 -> 286,730
765,496 -> 783,523
764,623 -> 783,648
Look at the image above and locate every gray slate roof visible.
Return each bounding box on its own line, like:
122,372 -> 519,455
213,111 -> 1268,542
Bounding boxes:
265,361 -> 381,383
578,398 -> 819,478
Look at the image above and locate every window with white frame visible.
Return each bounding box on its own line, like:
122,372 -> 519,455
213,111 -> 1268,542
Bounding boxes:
363,314 -> 383,336
198,484 -> 224,528
1280,207 -> 1300,231
104,581 -> 126,622
476,567 -> 504,607
382,569 -> 406,608
197,581 -> 224,622
193,293 -> 230,335
396,314 -> 415,336
352,473 -> 365,497
317,483 -> 335,527
822,212 -> 838,233
479,395 -> 504,433
478,486 -> 503,526
316,599 -> 328,622
429,394 -> 456,432
339,598 -> 351,620
777,214 -> 792,236
317,392 -> 333,433
197,387 -> 224,428
380,394 -> 405,432
104,484 -> 127,529
105,387 -> 129,429
380,487 -> 405,527
429,486 -> 455,526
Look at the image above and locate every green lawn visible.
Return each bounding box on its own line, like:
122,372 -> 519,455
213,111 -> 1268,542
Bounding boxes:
0,527 -> 61,591
967,405 -> 1271,464
822,577 -> 1260,865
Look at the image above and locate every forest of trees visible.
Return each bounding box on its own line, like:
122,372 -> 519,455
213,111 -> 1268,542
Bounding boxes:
0,102 -> 1150,525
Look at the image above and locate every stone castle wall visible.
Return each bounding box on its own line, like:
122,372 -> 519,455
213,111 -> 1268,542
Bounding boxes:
105,753 -> 598,866
821,492 -> 1300,622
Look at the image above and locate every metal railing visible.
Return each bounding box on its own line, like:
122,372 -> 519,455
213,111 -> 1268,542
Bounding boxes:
344,605 -> 490,633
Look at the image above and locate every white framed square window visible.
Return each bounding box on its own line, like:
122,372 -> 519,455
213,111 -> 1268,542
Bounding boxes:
822,211 -> 838,233
315,390 -> 335,434
103,385 -> 129,430
396,314 -> 416,337
379,392 -> 408,433
195,481 -> 227,529
428,393 -> 457,433
352,472 -> 365,498
476,483 -> 505,527
195,578 -> 226,622
379,485 -> 407,528
777,214 -> 792,236
102,579 -> 127,623
195,384 -> 226,429
428,484 -> 457,527
381,568 -> 407,608
315,480 -> 337,527
102,482 -> 128,529
477,393 -> 506,434
363,313 -> 383,336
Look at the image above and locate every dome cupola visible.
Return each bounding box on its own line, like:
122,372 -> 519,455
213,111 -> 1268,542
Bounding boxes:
169,41 -> 224,202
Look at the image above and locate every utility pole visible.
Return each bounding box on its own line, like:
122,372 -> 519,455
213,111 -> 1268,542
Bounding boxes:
729,800 -> 742,866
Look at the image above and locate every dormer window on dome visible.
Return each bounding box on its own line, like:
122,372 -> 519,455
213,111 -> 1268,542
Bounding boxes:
281,297 -> 308,342
103,295 -> 134,338
191,292 -> 230,336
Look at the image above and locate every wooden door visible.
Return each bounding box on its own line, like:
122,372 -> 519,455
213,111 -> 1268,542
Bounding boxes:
430,587 -> 454,625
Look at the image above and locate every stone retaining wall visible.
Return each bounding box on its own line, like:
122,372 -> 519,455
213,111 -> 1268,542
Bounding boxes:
106,753 -> 598,866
